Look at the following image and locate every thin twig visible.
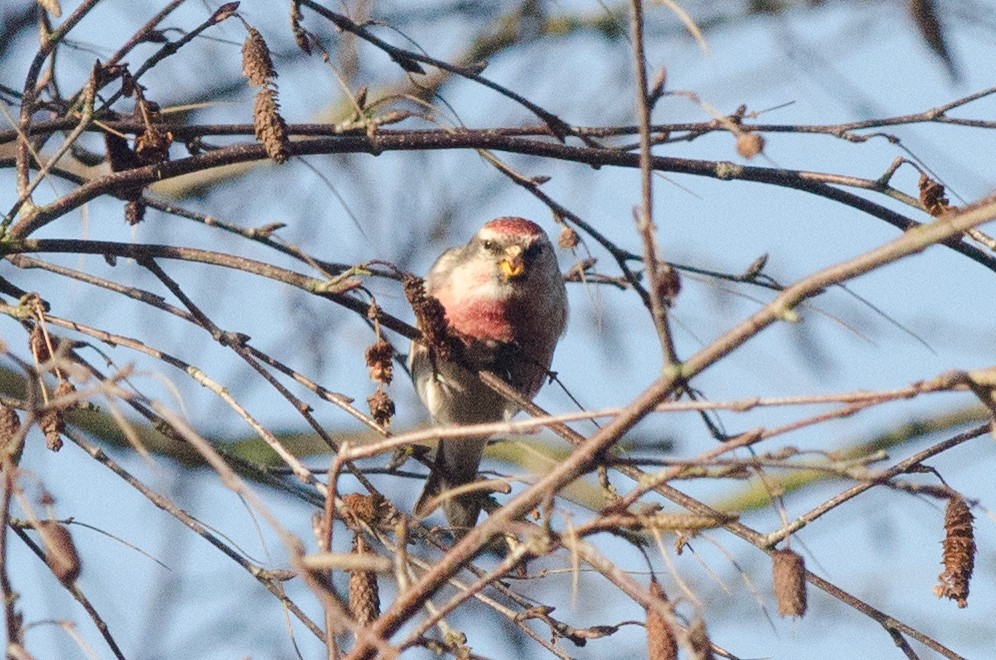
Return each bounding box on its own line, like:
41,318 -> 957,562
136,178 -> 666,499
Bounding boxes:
9,525 -> 127,660
629,0 -> 679,365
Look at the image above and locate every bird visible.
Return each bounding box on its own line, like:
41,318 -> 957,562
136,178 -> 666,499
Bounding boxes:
409,217 -> 568,532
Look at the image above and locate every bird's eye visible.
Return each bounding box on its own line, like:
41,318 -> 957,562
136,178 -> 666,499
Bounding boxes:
524,243 -> 543,259
482,240 -> 498,252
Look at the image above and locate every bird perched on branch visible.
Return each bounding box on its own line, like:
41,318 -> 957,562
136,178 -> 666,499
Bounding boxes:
410,217 -> 568,532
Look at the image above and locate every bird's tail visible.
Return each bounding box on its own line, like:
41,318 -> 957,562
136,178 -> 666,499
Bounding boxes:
414,439 -> 487,533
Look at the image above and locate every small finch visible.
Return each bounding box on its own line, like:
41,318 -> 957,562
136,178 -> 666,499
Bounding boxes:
410,217 -> 568,531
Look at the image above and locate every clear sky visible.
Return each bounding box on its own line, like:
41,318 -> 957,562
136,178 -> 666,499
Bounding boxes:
3,1 -> 995,658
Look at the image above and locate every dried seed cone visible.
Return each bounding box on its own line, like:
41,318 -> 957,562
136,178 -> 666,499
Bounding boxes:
403,275 -> 453,360
557,226 -> 580,250
40,409 -> 64,452
367,389 -> 395,427
53,380 -> 78,406
736,132 -> 765,159
39,381 -> 77,453
646,580 -> 677,660
687,616 -> 715,660
134,125 -> 173,165
348,533 -> 380,625
242,27 -> 276,86
772,548 -> 808,617
919,173 -> 953,216
342,493 -> 378,526
908,0 -> 956,78
655,265 -> 682,307
934,495 -> 975,608
365,340 -> 394,384
30,324 -> 52,363
341,492 -> 397,532
0,403 -> 23,464
290,2 -> 312,54
37,520 -> 81,586
253,88 -> 290,164
242,26 -> 289,164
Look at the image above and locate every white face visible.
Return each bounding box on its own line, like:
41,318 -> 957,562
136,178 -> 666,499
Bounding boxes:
470,228 -> 551,285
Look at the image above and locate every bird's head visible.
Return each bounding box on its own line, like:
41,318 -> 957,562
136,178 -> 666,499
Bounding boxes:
473,217 -> 554,284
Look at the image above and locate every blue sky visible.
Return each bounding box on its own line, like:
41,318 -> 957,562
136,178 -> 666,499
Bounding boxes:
3,1 -> 996,658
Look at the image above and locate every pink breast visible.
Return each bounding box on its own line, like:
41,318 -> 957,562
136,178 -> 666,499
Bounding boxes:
442,296 -> 515,343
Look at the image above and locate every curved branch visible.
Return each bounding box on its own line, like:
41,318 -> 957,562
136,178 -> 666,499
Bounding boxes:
1,238 -> 420,340
6,132 -> 994,273
346,198 -> 996,658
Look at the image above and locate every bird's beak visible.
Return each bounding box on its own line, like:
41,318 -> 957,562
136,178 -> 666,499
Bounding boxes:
499,248 -> 525,279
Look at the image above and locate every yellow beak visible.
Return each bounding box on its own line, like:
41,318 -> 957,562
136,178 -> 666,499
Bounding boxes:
499,255 -> 525,279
